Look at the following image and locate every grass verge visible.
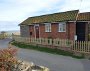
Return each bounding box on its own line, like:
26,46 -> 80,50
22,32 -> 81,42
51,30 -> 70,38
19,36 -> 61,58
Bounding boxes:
11,41 -> 84,59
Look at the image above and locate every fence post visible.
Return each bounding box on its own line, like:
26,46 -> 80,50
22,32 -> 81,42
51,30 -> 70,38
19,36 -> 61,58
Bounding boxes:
12,36 -> 90,54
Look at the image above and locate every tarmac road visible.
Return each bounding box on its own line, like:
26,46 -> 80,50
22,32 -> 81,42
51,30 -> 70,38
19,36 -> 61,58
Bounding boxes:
0,38 -> 90,71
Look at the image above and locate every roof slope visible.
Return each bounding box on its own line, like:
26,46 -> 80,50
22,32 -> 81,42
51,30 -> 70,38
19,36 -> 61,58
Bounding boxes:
20,10 -> 79,25
77,12 -> 90,21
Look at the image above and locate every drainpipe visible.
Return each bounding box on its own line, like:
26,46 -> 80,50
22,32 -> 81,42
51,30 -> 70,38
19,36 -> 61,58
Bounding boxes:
87,22 -> 90,41
74,10 -> 79,41
67,22 -> 70,40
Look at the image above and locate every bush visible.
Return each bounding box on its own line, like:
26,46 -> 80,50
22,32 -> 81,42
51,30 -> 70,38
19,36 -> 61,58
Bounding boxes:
0,47 -> 18,70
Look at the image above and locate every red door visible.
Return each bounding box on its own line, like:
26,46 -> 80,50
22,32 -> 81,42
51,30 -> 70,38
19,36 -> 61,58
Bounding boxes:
35,25 -> 39,38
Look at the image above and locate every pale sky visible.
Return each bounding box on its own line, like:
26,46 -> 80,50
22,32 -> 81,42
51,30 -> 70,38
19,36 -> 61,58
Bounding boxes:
0,0 -> 90,31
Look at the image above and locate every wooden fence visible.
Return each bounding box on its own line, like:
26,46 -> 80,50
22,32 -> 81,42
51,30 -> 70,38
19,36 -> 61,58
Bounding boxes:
12,36 -> 72,47
12,36 -> 90,53
72,41 -> 90,53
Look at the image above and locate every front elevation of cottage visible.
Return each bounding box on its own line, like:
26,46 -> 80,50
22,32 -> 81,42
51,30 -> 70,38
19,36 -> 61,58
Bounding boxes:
20,10 -> 90,41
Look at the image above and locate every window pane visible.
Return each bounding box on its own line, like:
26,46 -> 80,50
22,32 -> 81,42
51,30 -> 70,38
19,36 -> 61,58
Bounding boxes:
58,22 -> 66,32
45,23 -> 51,32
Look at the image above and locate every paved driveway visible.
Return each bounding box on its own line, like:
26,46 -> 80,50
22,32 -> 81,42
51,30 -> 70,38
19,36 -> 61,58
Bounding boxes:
0,38 -> 90,71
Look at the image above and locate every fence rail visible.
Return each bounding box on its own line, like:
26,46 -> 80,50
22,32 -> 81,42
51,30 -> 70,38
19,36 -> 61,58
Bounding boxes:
13,36 -> 72,47
72,41 -> 90,53
12,36 -> 90,53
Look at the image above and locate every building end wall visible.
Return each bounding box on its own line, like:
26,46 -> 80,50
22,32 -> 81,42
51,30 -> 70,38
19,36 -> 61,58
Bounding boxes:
20,25 -> 30,37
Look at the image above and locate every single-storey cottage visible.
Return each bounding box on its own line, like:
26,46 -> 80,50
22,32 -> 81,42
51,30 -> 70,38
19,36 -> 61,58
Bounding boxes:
19,10 -> 90,41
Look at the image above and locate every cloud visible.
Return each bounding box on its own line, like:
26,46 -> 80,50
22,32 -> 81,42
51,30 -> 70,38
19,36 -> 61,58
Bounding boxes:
0,21 -> 19,31
0,0 -> 61,21
0,0 -> 90,21
0,0 -> 90,31
61,0 -> 90,12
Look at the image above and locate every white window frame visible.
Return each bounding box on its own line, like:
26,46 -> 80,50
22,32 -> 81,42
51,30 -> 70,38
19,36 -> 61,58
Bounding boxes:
58,22 -> 66,32
45,23 -> 51,32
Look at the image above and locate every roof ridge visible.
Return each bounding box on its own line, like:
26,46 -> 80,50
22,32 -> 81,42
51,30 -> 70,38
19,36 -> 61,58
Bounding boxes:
79,12 -> 90,14
20,10 -> 79,25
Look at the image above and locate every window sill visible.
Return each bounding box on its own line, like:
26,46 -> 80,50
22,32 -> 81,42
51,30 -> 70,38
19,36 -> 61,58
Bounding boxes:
45,31 -> 51,33
58,31 -> 66,32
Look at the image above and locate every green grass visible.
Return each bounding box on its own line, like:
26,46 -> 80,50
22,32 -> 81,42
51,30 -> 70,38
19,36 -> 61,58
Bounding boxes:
11,41 -> 84,59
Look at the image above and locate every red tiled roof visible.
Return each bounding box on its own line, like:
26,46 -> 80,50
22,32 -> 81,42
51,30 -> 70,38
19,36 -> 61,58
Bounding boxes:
77,12 -> 90,21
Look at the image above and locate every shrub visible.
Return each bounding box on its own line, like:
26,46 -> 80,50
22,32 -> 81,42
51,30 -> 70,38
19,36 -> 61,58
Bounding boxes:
0,47 -> 18,71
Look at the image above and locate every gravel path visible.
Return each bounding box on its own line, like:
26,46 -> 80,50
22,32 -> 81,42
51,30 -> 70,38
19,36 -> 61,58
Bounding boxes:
0,38 -> 90,71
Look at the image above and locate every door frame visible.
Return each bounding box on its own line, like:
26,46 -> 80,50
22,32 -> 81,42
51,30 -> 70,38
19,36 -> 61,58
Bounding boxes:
34,24 -> 40,38
76,22 -> 86,41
